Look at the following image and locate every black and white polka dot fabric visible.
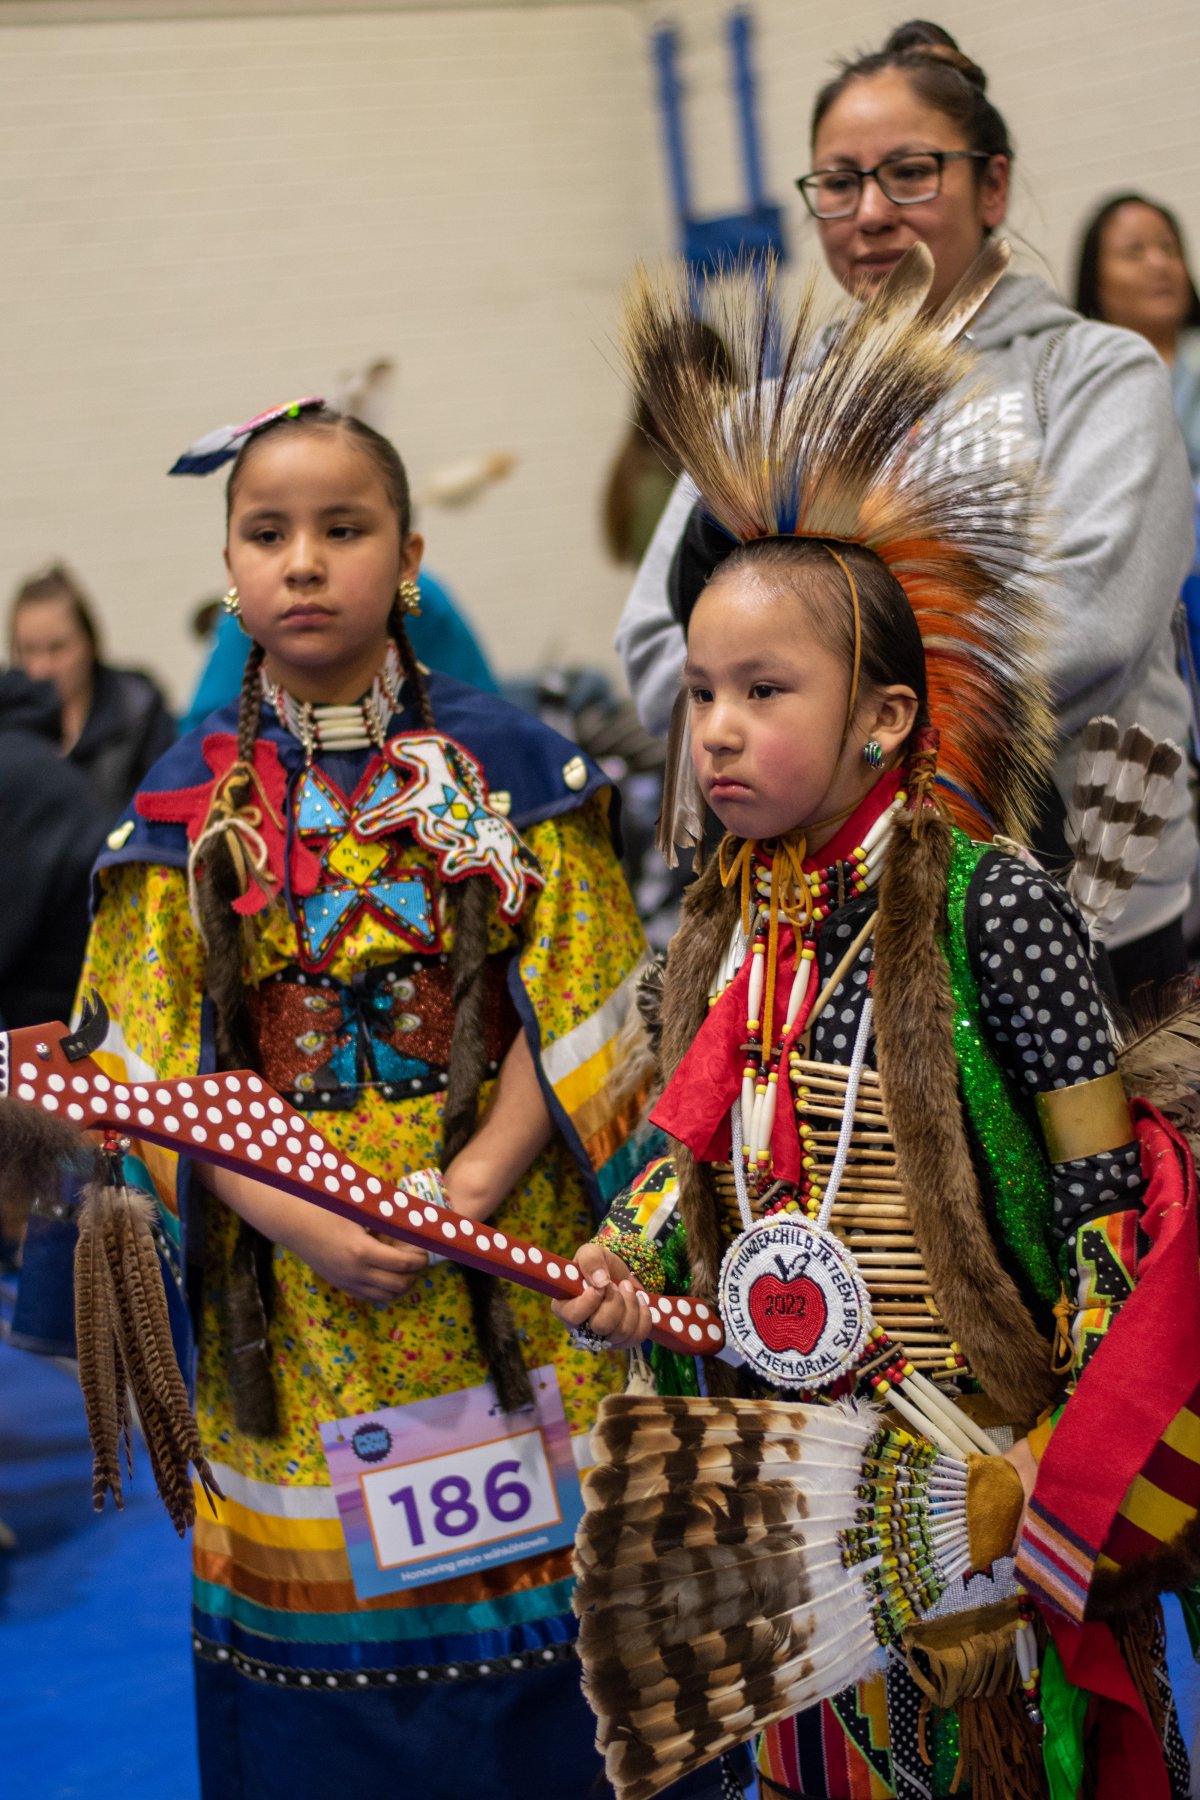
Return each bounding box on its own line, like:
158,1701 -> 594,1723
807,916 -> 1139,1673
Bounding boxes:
802,854 -> 1145,1251
970,854 -> 1113,1091
807,895 -> 876,1068
967,851 -> 1143,1241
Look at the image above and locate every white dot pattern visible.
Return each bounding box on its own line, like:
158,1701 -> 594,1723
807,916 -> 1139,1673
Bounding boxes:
13,1035 -> 733,1362
972,852 -> 1142,1238
974,857 -> 1114,1093
809,897 -> 877,1070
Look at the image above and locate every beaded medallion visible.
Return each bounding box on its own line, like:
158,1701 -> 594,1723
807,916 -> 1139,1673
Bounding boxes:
718,1214 -> 872,1389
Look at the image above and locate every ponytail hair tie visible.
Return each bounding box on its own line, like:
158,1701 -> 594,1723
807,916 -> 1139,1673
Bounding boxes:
904,726 -> 949,839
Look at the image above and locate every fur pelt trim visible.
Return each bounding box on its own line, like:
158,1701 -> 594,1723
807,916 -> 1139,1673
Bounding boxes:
872,810 -> 1062,1424
0,1096 -> 96,1238
658,860 -> 739,1092
1088,1510 -> 1200,1621
658,862 -> 743,1394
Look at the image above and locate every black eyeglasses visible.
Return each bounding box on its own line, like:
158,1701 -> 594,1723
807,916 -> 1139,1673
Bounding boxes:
795,151 -> 992,219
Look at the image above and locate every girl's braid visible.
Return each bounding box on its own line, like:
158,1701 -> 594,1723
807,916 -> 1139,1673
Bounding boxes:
194,637 -> 279,1436
388,606 -> 533,1409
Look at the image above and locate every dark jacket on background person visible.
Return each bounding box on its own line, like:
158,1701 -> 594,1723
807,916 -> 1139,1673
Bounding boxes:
70,662 -> 175,824
0,670 -> 108,1029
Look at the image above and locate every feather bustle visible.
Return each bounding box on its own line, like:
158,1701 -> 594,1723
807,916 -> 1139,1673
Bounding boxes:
1116,977 -> 1200,1150
1066,715 -> 1119,856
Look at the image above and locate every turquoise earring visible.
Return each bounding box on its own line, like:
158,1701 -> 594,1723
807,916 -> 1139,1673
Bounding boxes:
862,738 -> 885,770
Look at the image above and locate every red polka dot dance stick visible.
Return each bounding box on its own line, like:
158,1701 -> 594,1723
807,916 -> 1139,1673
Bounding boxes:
0,1003 -> 726,1361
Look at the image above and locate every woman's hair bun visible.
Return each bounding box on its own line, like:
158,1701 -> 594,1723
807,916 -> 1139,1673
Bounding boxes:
882,19 -> 988,92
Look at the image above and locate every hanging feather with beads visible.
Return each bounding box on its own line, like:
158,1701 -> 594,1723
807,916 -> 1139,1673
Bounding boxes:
1065,716 -> 1183,939
75,1148 -> 221,1533
574,1393 -> 1025,1800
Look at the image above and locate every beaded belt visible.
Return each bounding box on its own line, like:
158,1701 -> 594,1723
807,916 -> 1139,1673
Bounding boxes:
247,952 -> 516,1110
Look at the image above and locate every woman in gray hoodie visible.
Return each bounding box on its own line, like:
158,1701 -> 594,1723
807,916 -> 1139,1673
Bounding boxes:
616,19 -> 1196,997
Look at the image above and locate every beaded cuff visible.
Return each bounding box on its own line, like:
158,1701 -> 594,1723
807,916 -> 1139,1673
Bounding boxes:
595,1224 -> 668,1296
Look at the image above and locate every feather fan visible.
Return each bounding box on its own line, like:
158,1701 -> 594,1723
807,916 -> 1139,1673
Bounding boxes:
622,242 -> 1052,846
1066,718 -> 1184,938
575,1393 -> 980,1800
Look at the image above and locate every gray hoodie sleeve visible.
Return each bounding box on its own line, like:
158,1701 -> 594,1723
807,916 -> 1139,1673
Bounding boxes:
614,472 -> 699,736
1037,323 -> 1193,735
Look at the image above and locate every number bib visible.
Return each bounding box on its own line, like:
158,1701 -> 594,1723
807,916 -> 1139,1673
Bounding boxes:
320,1366 -> 585,1599
718,1216 -> 872,1390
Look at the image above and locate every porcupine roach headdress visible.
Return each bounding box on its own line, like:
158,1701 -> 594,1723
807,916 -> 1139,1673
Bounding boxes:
624,239 -> 1053,864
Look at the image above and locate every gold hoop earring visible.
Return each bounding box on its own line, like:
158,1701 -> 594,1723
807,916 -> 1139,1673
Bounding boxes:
397,579 -> 422,618
222,586 -> 241,618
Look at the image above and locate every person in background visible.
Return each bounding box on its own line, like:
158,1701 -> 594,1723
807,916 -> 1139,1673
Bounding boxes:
616,20 -> 1197,1002
179,565 -> 498,736
1074,192 -> 1200,476
0,668 -> 108,1363
9,563 -> 175,824
0,668 -> 107,1030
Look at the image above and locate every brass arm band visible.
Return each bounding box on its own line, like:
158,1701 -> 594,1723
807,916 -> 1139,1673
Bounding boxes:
1035,1072 -> 1134,1165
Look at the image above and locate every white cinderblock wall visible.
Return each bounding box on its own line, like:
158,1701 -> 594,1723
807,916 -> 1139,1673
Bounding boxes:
0,1 -> 1197,705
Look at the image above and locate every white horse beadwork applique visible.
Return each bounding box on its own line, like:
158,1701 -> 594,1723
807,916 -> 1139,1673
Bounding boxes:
355,733 -> 545,922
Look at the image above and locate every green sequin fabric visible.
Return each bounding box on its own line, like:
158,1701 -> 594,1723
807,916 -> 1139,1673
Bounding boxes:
650,1219 -> 701,1395
942,831 -> 1059,1305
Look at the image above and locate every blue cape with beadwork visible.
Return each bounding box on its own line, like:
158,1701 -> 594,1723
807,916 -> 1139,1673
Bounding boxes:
93,668 -> 614,899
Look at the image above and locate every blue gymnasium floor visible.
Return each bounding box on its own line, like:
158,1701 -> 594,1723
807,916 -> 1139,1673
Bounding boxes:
1,1322 -> 1198,1800
0,1335 -> 198,1800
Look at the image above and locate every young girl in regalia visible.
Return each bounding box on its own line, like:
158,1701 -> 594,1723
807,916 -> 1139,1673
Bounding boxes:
556,251 -> 1200,1800
73,400 -> 657,1800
